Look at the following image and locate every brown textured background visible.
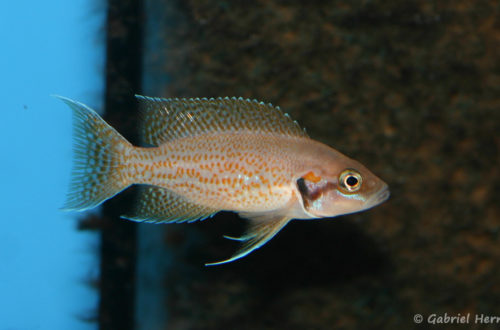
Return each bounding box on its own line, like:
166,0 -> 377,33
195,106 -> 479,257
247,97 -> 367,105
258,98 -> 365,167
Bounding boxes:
144,1 -> 499,329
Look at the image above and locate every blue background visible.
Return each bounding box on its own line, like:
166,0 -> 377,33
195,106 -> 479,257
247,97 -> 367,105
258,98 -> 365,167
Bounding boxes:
1,1 -> 104,328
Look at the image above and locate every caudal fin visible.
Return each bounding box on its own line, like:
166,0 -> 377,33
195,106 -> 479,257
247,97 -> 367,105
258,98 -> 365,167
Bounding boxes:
56,96 -> 132,211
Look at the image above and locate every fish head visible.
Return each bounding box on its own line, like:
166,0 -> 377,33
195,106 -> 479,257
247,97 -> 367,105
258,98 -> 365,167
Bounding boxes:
295,155 -> 389,219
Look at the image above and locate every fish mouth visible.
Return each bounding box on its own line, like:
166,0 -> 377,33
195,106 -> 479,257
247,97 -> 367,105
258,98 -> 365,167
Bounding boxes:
369,184 -> 390,207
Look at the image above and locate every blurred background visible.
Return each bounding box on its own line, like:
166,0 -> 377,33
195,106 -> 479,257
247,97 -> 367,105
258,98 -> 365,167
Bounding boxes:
1,0 -> 104,329
1,0 -> 499,329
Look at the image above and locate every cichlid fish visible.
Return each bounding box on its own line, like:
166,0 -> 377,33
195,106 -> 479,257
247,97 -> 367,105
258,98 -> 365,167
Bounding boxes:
57,95 -> 390,265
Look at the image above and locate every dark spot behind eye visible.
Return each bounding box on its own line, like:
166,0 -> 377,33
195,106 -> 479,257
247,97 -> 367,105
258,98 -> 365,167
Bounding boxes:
296,177 -> 311,209
297,177 -> 334,201
297,178 -> 308,196
297,177 -> 338,211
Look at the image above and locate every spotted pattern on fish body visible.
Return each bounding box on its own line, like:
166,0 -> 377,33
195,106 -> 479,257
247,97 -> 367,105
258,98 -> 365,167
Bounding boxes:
57,94 -> 390,265
127,132 -> 296,212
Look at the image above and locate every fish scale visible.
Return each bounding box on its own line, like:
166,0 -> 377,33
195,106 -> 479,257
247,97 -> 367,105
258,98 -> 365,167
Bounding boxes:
56,94 -> 389,265
127,132 -> 295,212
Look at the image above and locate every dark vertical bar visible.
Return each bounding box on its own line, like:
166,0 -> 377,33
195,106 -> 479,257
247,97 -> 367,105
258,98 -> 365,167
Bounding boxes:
100,0 -> 143,329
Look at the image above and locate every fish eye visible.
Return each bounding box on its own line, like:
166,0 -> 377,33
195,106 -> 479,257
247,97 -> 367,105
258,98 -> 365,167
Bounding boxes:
339,169 -> 362,193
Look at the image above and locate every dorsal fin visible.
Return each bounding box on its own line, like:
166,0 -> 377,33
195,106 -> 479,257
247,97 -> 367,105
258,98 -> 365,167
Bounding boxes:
135,95 -> 307,146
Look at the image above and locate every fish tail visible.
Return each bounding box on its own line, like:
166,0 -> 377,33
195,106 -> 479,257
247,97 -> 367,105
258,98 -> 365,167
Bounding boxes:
55,96 -> 133,211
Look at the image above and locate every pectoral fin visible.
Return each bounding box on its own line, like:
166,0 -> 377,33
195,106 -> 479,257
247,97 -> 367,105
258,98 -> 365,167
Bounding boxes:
205,212 -> 291,266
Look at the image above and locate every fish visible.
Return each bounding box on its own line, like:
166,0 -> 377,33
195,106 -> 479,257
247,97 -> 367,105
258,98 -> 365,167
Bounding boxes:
57,95 -> 390,265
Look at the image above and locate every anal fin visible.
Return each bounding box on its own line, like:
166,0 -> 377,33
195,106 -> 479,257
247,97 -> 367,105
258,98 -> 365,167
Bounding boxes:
206,212 -> 291,266
122,185 -> 219,223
